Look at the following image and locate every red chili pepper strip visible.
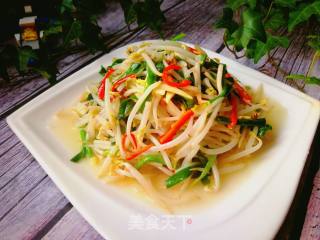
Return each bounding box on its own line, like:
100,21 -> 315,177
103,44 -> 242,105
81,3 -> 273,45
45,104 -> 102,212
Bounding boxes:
187,47 -> 201,55
225,73 -> 232,78
126,144 -> 153,161
160,110 -> 194,144
228,94 -> 238,129
162,65 -> 191,88
111,74 -> 136,92
233,81 -> 252,105
98,68 -> 115,100
122,133 -> 138,151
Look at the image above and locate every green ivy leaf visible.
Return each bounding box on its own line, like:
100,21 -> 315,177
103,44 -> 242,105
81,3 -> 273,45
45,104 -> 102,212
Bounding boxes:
134,0 -> 166,34
274,0 -> 296,8
120,0 -> 137,24
264,9 -> 286,31
227,0 -> 256,10
79,21 -> 105,52
251,34 -> 289,63
64,20 -> 82,46
286,74 -> 320,85
33,67 -> 57,85
60,0 -> 74,13
215,8 -> 239,34
18,47 -> 38,72
288,1 -> 320,32
232,9 -> 266,48
307,35 -> 320,51
120,0 -> 165,35
43,24 -> 63,39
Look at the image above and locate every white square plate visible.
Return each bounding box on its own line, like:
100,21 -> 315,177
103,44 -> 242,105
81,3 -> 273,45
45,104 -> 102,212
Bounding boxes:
7,40 -> 320,240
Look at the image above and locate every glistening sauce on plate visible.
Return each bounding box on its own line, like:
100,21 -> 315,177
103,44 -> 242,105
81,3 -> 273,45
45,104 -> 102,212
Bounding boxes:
49,100 -> 285,213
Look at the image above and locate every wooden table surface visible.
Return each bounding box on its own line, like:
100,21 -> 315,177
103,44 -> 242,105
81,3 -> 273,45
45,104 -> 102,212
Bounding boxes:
0,1 -> 319,239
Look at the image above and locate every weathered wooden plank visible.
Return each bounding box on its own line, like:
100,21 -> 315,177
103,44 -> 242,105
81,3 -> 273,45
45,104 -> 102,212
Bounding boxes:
0,141 -> 34,189
0,177 -> 70,240
44,208 -> 103,240
275,125 -> 320,240
0,161 -> 46,220
0,120 -> 15,146
301,170 -> 320,239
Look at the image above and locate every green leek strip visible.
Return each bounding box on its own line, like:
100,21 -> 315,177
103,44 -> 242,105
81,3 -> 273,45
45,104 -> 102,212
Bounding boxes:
166,166 -> 192,188
208,84 -> 232,104
146,64 -> 157,87
192,155 -> 216,186
216,116 -> 267,127
156,62 -> 165,73
70,149 -> 85,162
118,99 -> 134,120
79,129 -> 86,142
135,154 -> 165,169
257,124 -> 272,137
70,129 -> 93,163
111,58 -> 125,66
126,63 -> 141,74
126,62 -> 146,75
199,54 -> 207,65
99,58 -> 125,75
216,116 -> 272,137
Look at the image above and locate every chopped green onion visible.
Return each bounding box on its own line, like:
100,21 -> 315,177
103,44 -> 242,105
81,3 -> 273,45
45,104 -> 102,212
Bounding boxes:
99,65 -> 107,76
126,62 -> 146,75
192,155 -> 215,185
199,54 -> 207,65
208,84 -> 232,103
99,59 -> 125,76
216,116 -> 272,136
80,129 -> 87,142
156,62 -> 165,73
118,99 -> 134,120
70,149 -> 85,162
258,124 -> 272,137
166,166 -> 193,188
86,93 -> 93,101
135,154 -> 165,169
70,129 -> 92,163
111,58 -> 125,66
146,64 -> 157,87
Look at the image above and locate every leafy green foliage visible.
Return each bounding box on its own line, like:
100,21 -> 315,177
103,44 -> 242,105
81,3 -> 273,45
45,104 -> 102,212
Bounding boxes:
232,9 -> 266,48
247,34 -> 289,63
1,0 -> 166,84
120,0 -> 165,33
227,0 -> 256,10
215,8 -> 238,35
307,35 -> 320,50
288,1 -> 320,32
215,0 -> 320,65
274,0 -> 296,8
264,9 -> 286,30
